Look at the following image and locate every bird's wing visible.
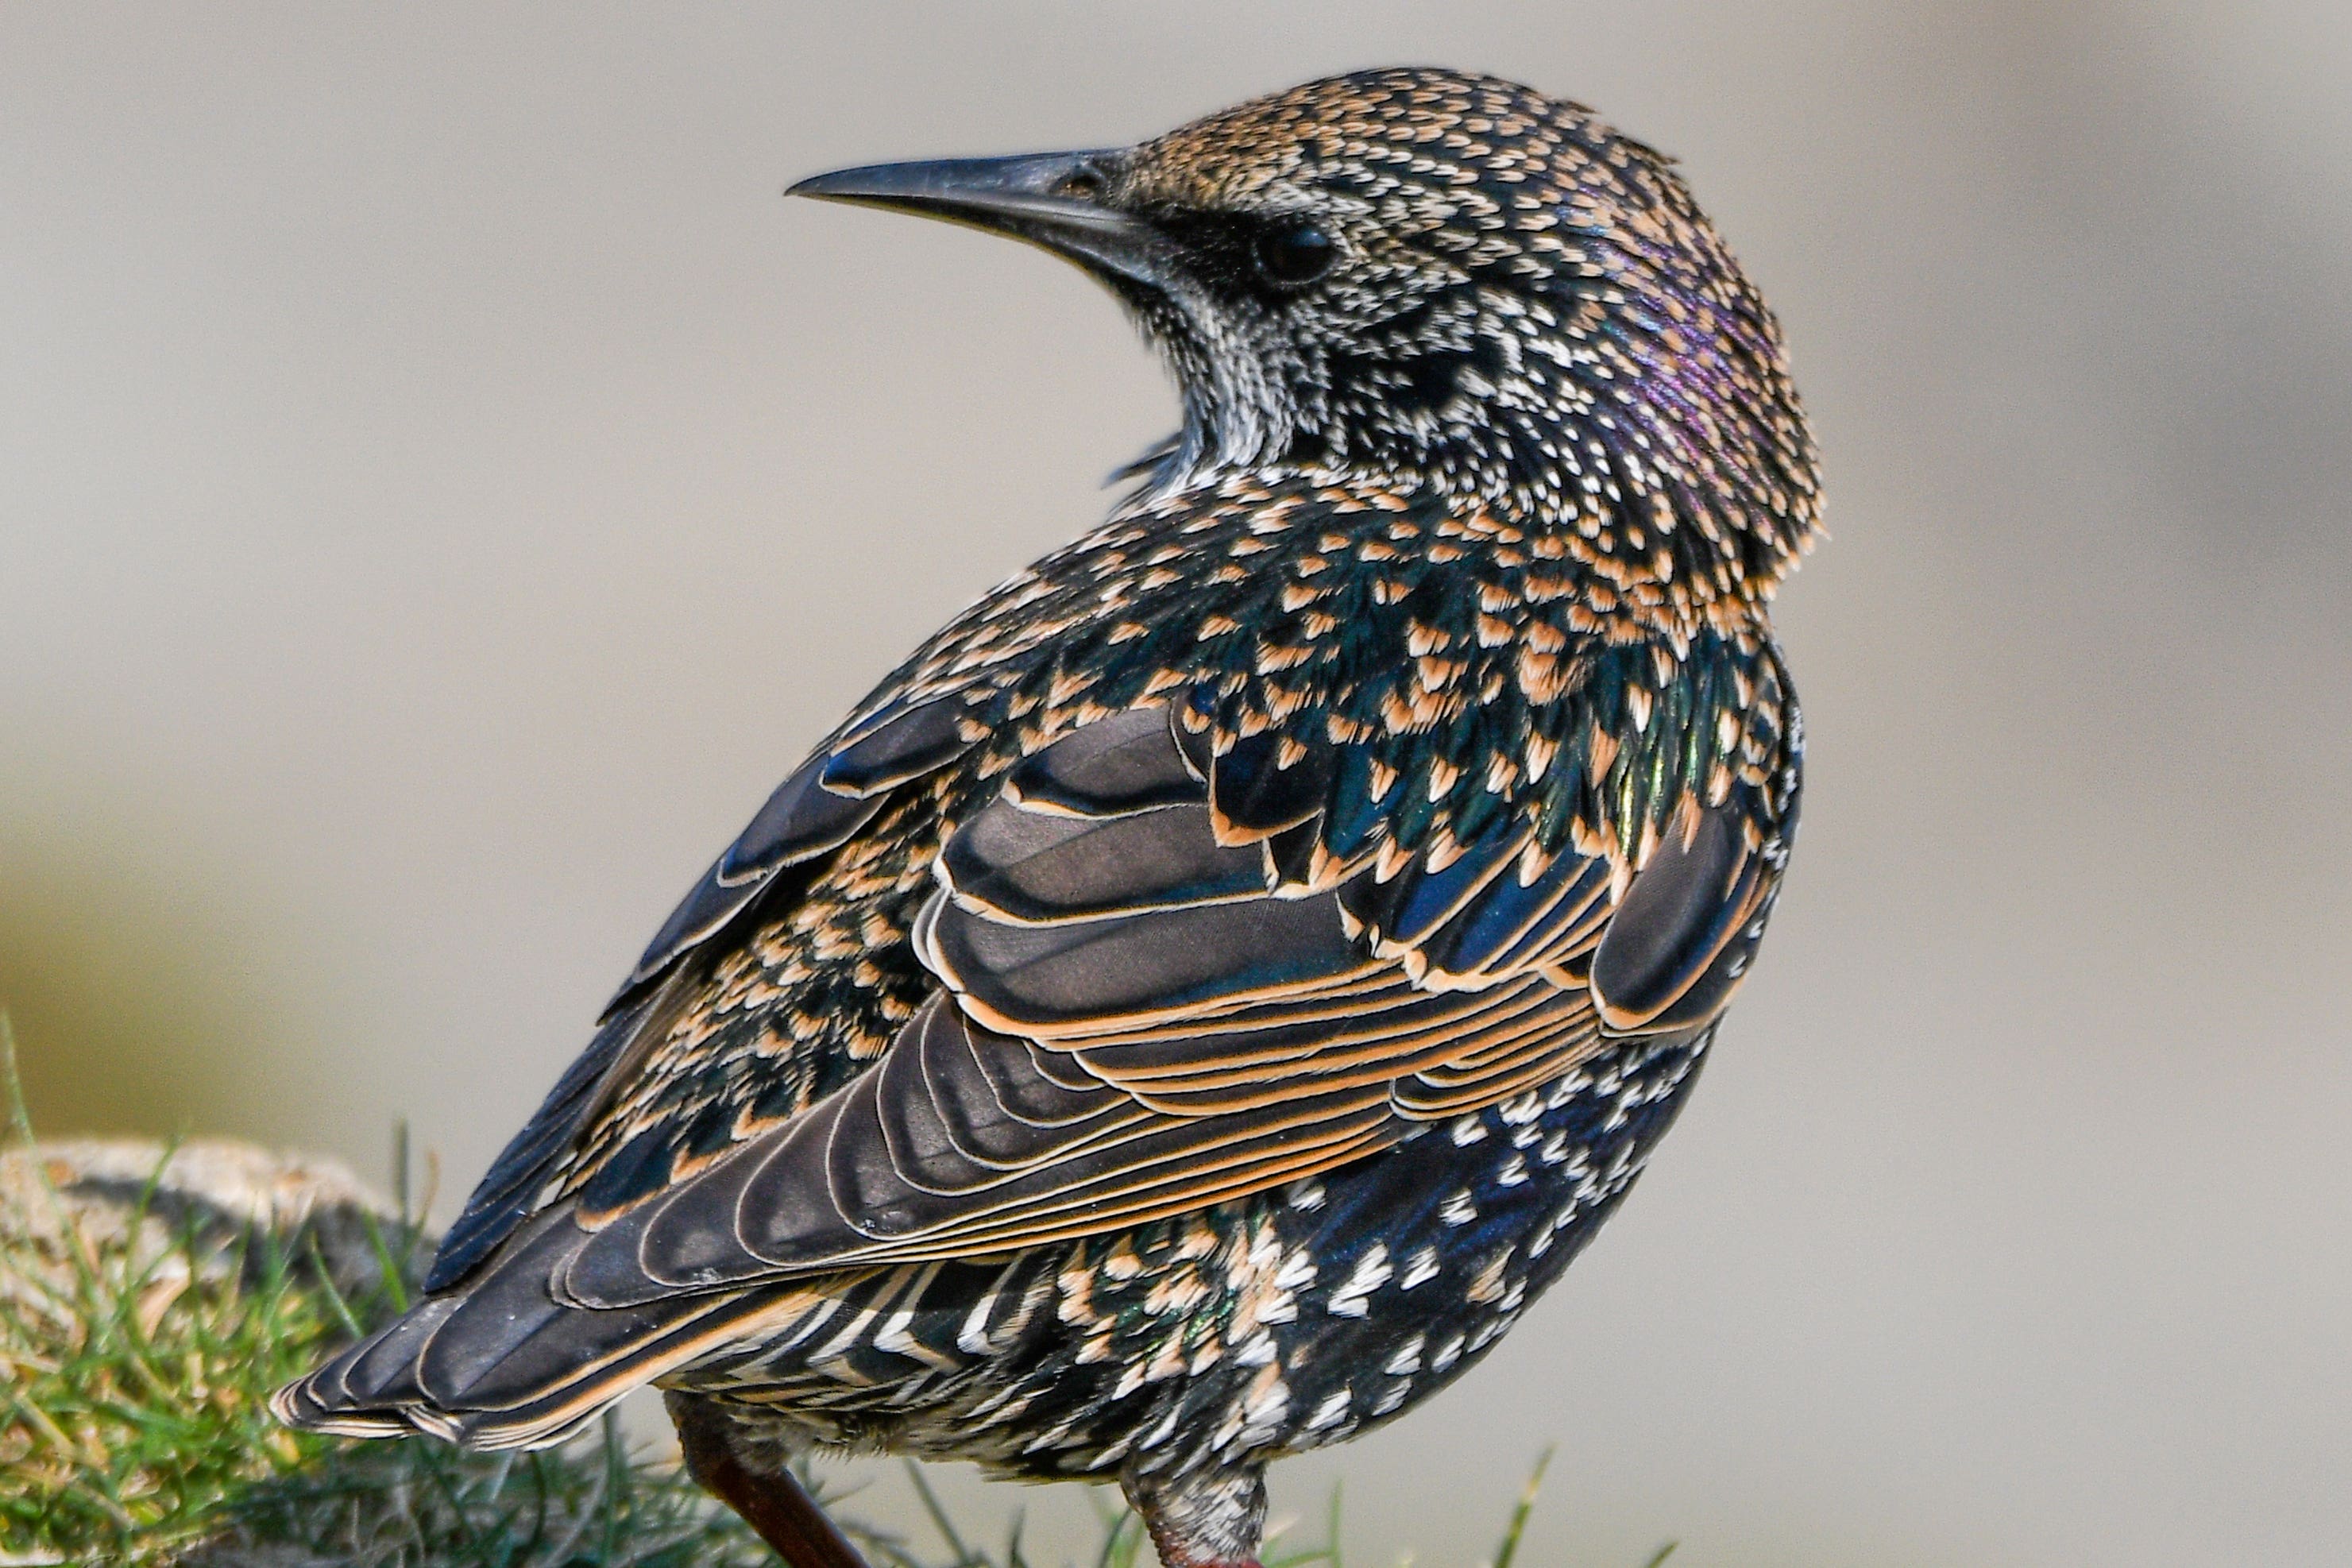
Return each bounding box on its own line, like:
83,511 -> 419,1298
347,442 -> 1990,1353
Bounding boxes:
549,697 -> 1778,1308
426,694 -> 986,1292
284,692 -> 1785,1446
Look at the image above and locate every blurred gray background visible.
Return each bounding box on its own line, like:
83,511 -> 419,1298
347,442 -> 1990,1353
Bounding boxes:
5,4 -> 2349,1564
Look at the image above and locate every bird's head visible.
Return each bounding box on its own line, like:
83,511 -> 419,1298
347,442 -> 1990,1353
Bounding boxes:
794,68 -> 1820,604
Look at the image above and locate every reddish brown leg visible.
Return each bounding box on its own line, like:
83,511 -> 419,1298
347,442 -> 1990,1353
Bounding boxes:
1126,1465 -> 1267,1568
669,1392 -> 869,1568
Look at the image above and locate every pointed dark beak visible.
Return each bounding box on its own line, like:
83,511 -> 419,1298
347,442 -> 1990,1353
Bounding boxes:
788,150 -> 1167,285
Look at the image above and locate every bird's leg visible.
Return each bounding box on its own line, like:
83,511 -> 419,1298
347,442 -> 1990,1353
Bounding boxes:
667,1392 -> 870,1568
1124,1464 -> 1268,1568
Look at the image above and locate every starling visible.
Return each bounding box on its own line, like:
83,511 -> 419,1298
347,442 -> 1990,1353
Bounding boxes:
277,68 -> 1821,1568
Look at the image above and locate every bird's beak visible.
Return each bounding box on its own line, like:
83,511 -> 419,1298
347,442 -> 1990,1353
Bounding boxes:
788,150 -> 1168,287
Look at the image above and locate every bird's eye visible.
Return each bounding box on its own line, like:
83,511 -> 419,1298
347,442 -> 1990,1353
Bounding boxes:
1254,222 -> 1336,286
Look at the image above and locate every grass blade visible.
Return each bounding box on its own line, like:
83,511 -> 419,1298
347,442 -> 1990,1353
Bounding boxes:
1490,1445 -> 1554,1568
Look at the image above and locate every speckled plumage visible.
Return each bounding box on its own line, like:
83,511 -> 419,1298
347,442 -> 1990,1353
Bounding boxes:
279,68 -> 1821,1568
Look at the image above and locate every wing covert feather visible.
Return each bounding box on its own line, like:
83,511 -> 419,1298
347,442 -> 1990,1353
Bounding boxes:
545,695 -> 1787,1307
426,697 -> 982,1292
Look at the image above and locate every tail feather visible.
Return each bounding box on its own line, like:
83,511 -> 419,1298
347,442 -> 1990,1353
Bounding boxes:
272,1201 -> 810,1451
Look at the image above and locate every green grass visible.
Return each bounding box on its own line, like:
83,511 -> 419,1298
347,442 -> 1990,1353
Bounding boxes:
0,1033 -> 372,1559
0,1166 -> 353,1559
199,1412 -> 784,1568
0,1017 -> 1673,1566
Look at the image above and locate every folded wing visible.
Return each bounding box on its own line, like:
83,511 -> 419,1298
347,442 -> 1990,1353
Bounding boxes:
556,700 -> 1775,1305
285,694 -> 1786,1446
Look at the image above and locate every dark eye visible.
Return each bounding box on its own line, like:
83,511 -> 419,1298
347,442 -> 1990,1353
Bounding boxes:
1254,222 -> 1335,286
